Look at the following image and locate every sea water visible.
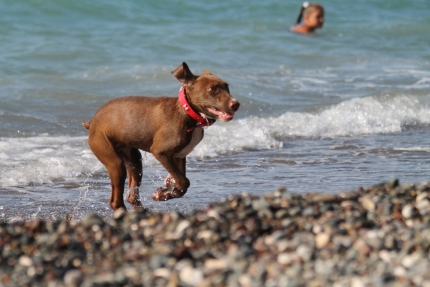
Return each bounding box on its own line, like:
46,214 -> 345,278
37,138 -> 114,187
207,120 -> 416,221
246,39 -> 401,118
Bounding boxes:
1,0 -> 430,221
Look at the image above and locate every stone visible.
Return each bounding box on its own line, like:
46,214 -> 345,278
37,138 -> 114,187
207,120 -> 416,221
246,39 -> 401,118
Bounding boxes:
18,256 -> 32,267
360,196 -> 375,211
252,198 -> 271,211
64,270 -> 83,287
204,259 -> 228,270
401,204 -> 414,219
277,253 -> 296,265
296,244 -> 313,262
311,194 -> 339,203
81,213 -> 105,229
315,233 -> 330,249
179,266 -> 203,286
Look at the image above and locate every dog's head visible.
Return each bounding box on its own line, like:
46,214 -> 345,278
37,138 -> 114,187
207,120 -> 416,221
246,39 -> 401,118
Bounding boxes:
172,62 -> 240,122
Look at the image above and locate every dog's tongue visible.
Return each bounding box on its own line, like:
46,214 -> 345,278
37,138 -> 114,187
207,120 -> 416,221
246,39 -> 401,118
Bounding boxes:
207,107 -> 234,121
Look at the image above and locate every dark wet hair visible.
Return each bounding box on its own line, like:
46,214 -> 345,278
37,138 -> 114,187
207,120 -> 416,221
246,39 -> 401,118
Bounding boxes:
295,2 -> 324,25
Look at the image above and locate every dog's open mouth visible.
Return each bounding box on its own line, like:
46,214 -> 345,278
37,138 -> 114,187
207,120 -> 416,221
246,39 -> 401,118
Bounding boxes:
207,107 -> 234,121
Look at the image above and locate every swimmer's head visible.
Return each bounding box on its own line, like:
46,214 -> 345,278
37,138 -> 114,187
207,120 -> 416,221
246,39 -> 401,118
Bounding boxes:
295,2 -> 325,29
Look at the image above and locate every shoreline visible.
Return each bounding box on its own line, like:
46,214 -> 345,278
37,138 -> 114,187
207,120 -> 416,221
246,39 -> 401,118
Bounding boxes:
1,179 -> 430,286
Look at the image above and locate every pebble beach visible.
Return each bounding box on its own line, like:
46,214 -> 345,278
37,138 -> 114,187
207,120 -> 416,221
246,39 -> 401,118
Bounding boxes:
1,179 -> 430,287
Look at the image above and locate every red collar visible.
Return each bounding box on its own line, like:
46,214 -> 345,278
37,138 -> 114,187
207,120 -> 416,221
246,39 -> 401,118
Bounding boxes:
178,87 -> 215,132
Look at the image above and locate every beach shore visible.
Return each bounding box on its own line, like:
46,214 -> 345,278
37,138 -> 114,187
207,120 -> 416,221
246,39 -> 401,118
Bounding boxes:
1,179 -> 430,287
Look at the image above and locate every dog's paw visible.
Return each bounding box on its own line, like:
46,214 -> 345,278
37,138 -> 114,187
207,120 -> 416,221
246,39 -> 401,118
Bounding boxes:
130,197 -> 143,211
152,187 -> 171,201
126,187 -> 143,209
164,174 -> 176,190
152,187 -> 187,201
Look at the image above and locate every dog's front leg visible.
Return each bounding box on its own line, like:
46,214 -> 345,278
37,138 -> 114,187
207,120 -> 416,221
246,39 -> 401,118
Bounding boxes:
164,157 -> 186,190
151,153 -> 189,201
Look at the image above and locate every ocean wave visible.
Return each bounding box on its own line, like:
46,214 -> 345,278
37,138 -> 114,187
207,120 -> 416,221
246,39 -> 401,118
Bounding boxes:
265,93 -> 430,138
1,93 -> 429,187
0,137 -> 101,187
199,93 -> 430,146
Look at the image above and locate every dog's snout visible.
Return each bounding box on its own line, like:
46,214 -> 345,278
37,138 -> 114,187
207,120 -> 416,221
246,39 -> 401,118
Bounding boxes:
230,100 -> 240,112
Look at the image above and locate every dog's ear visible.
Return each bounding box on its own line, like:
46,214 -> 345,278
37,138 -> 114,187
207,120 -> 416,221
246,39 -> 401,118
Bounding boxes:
171,62 -> 196,85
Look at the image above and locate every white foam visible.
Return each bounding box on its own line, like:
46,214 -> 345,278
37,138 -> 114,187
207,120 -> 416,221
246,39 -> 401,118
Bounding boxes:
413,78 -> 430,88
192,119 -> 283,158
394,147 -> 430,152
255,94 -> 430,138
0,136 -> 99,187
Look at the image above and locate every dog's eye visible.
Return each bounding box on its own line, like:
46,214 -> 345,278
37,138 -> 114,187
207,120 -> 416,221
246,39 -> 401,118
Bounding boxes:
208,86 -> 217,93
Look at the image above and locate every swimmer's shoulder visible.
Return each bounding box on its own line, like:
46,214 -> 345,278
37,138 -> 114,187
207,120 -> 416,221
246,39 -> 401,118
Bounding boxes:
290,24 -> 309,34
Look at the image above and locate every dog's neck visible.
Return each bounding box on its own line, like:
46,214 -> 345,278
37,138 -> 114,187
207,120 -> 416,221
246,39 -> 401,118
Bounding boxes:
178,87 -> 215,132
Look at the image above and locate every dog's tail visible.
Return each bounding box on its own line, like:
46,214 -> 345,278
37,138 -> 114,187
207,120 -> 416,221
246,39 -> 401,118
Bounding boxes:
82,120 -> 91,130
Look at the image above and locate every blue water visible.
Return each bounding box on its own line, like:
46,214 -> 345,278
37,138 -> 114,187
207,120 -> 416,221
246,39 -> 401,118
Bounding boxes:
1,0 -> 430,221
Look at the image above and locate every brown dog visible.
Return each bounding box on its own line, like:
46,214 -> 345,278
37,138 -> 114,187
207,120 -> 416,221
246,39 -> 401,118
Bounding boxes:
83,62 -> 239,211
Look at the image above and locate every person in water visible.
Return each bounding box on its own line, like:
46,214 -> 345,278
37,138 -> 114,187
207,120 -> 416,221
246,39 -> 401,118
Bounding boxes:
291,2 -> 324,34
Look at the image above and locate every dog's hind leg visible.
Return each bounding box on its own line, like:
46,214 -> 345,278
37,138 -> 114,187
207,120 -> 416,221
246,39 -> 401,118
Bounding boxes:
117,146 -> 143,210
88,135 -> 127,211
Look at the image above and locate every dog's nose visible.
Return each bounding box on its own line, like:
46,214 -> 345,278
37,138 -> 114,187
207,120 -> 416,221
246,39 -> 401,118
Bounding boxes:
230,100 -> 240,112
